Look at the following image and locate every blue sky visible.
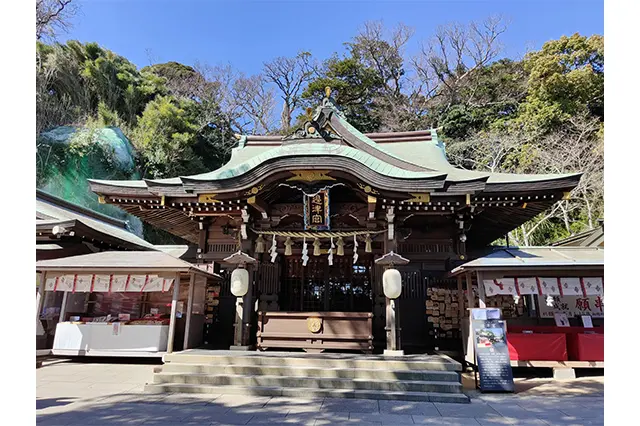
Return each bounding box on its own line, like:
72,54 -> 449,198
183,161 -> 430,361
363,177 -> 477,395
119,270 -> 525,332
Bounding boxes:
61,0 -> 603,74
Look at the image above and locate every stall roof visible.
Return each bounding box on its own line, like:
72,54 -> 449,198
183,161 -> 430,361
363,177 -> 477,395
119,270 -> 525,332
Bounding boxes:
450,246 -> 604,276
36,189 -> 156,251
35,251 -> 221,279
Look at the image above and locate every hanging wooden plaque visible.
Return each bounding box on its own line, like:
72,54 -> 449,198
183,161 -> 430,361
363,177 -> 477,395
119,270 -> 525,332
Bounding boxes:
304,190 -> 330,230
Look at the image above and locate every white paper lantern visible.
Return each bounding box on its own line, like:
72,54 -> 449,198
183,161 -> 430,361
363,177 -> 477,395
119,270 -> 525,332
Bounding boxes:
230,268 -> 249,297
383,268 -> 402,299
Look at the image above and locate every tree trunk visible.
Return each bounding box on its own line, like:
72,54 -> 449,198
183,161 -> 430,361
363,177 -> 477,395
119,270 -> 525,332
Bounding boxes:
584,197 -> 594,230
281,101 -> 291,132
521,224 -> 529,246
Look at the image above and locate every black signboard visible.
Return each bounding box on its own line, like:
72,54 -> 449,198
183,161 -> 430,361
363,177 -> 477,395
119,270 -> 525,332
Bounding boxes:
472,318 -> 515,392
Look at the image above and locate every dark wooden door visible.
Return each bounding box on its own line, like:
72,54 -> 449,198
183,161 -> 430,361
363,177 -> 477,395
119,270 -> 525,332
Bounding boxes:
281,256 -> 373,313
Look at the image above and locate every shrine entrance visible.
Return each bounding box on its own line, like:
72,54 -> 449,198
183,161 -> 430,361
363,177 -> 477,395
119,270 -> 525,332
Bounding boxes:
279,255 -> 374,313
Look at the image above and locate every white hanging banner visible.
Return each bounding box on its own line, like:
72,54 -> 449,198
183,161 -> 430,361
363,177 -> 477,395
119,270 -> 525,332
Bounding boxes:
55,275 -> 76,292
111,275 -> 129,292
581,277 -> 604,296
559,277 -> 583,296
126,275 -> 148,292
538,277 -> 561,295
516,277 -> 539,295
162,278 -> 174,292
74,275 -> 93,292
93,275 -> 112,292
144,276 -> 164,292
45,276 -> 58,291
483,278 -> 516,296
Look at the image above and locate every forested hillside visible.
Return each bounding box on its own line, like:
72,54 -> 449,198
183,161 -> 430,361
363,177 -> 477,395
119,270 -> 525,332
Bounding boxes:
36,12 -> 603,245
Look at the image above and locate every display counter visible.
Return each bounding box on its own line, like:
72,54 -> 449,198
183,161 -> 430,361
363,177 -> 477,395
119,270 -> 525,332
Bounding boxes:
507,332 -> 568,361
52,322 -> 169,357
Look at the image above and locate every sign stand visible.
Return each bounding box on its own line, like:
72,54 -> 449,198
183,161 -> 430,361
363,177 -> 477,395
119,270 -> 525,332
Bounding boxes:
470,308 -> 515,393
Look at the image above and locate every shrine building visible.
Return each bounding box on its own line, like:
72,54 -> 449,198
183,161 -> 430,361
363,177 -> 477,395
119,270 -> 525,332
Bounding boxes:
88,92 -> 581,355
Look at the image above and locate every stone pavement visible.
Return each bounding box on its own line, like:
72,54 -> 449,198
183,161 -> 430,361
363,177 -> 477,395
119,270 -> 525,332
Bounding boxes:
37,359 -> 604,426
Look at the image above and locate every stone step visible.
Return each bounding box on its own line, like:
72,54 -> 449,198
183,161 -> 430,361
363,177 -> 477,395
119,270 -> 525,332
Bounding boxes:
163,352 -> 461,372
144,383 -> 470,403
160,363 -> 461,382
153,372 -> 462,393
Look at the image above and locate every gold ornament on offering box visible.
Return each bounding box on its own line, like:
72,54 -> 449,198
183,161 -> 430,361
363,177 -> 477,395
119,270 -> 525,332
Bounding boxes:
307,317 -> 322,333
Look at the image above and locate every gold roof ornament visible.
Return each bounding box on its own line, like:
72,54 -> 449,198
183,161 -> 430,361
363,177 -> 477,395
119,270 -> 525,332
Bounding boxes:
325,86 -> 332,98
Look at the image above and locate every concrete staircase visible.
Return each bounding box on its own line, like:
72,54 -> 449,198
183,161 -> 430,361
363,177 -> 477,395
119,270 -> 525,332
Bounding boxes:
145,350 -> 469,403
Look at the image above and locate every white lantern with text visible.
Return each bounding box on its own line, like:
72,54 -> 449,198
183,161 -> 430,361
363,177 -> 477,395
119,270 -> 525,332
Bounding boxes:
230,268 -> 249,297
383,268 -> 402,299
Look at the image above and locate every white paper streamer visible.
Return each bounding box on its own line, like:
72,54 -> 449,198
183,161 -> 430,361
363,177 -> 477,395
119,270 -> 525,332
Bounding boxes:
545,295 -> 555,307
270,234 -> 278,263
352,235 -> 359,265
328,237 -> 334,266
301,237 -> 309,266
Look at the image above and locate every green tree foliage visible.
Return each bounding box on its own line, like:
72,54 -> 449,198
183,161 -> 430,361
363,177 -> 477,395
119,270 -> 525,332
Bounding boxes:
517,33 -> 604,134
437,59 -> 527,140
131,96 -> 205,179
36,40 -> 166,133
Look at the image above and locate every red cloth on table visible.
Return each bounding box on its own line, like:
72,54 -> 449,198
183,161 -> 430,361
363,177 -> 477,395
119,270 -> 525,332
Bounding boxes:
567,333 -> 604,361
507,333 -> 568,361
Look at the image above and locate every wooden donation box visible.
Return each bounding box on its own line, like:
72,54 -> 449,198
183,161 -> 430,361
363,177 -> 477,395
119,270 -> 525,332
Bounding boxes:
257,311 -> 373,353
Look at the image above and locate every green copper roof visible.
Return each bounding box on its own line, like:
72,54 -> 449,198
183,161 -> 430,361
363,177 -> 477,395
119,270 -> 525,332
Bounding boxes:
183,143 -> 445,181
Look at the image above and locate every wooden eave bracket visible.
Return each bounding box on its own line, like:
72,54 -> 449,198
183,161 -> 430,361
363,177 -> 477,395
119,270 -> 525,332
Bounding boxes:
367,195 -> 377,221
247,196 -> 269,219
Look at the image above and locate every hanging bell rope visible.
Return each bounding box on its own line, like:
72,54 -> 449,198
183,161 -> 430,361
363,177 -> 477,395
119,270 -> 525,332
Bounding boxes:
284,237 -> 293,256
255,234 -> 265,254
336,237 -> 344,256
313,238 -> 321,256
251,229 -> 386,238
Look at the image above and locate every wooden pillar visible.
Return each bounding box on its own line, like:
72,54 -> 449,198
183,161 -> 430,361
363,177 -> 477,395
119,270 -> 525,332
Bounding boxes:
167,272 -> 181,354
36,272 -> 46,321
234,296 -> 244,346
385,297 -> 397,351
58,291 -> 69,324
477,271 -> 486,308
183,273 -> 196,350
240,266 -> 254,347
465,272 -> 474,310
457,274 -> 464,320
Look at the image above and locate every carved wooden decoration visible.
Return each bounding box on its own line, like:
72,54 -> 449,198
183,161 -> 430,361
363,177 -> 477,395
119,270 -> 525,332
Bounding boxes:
287,170 -> 336,182
198,193 -> 220,203
405,193 -> 431,203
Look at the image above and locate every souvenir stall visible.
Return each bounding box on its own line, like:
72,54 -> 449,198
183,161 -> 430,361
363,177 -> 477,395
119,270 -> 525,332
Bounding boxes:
451,247 -> 604,375
36,251 -> 219,357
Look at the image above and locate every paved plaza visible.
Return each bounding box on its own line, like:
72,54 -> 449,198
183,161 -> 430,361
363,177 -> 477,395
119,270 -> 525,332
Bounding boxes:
36,359 -> 604,426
